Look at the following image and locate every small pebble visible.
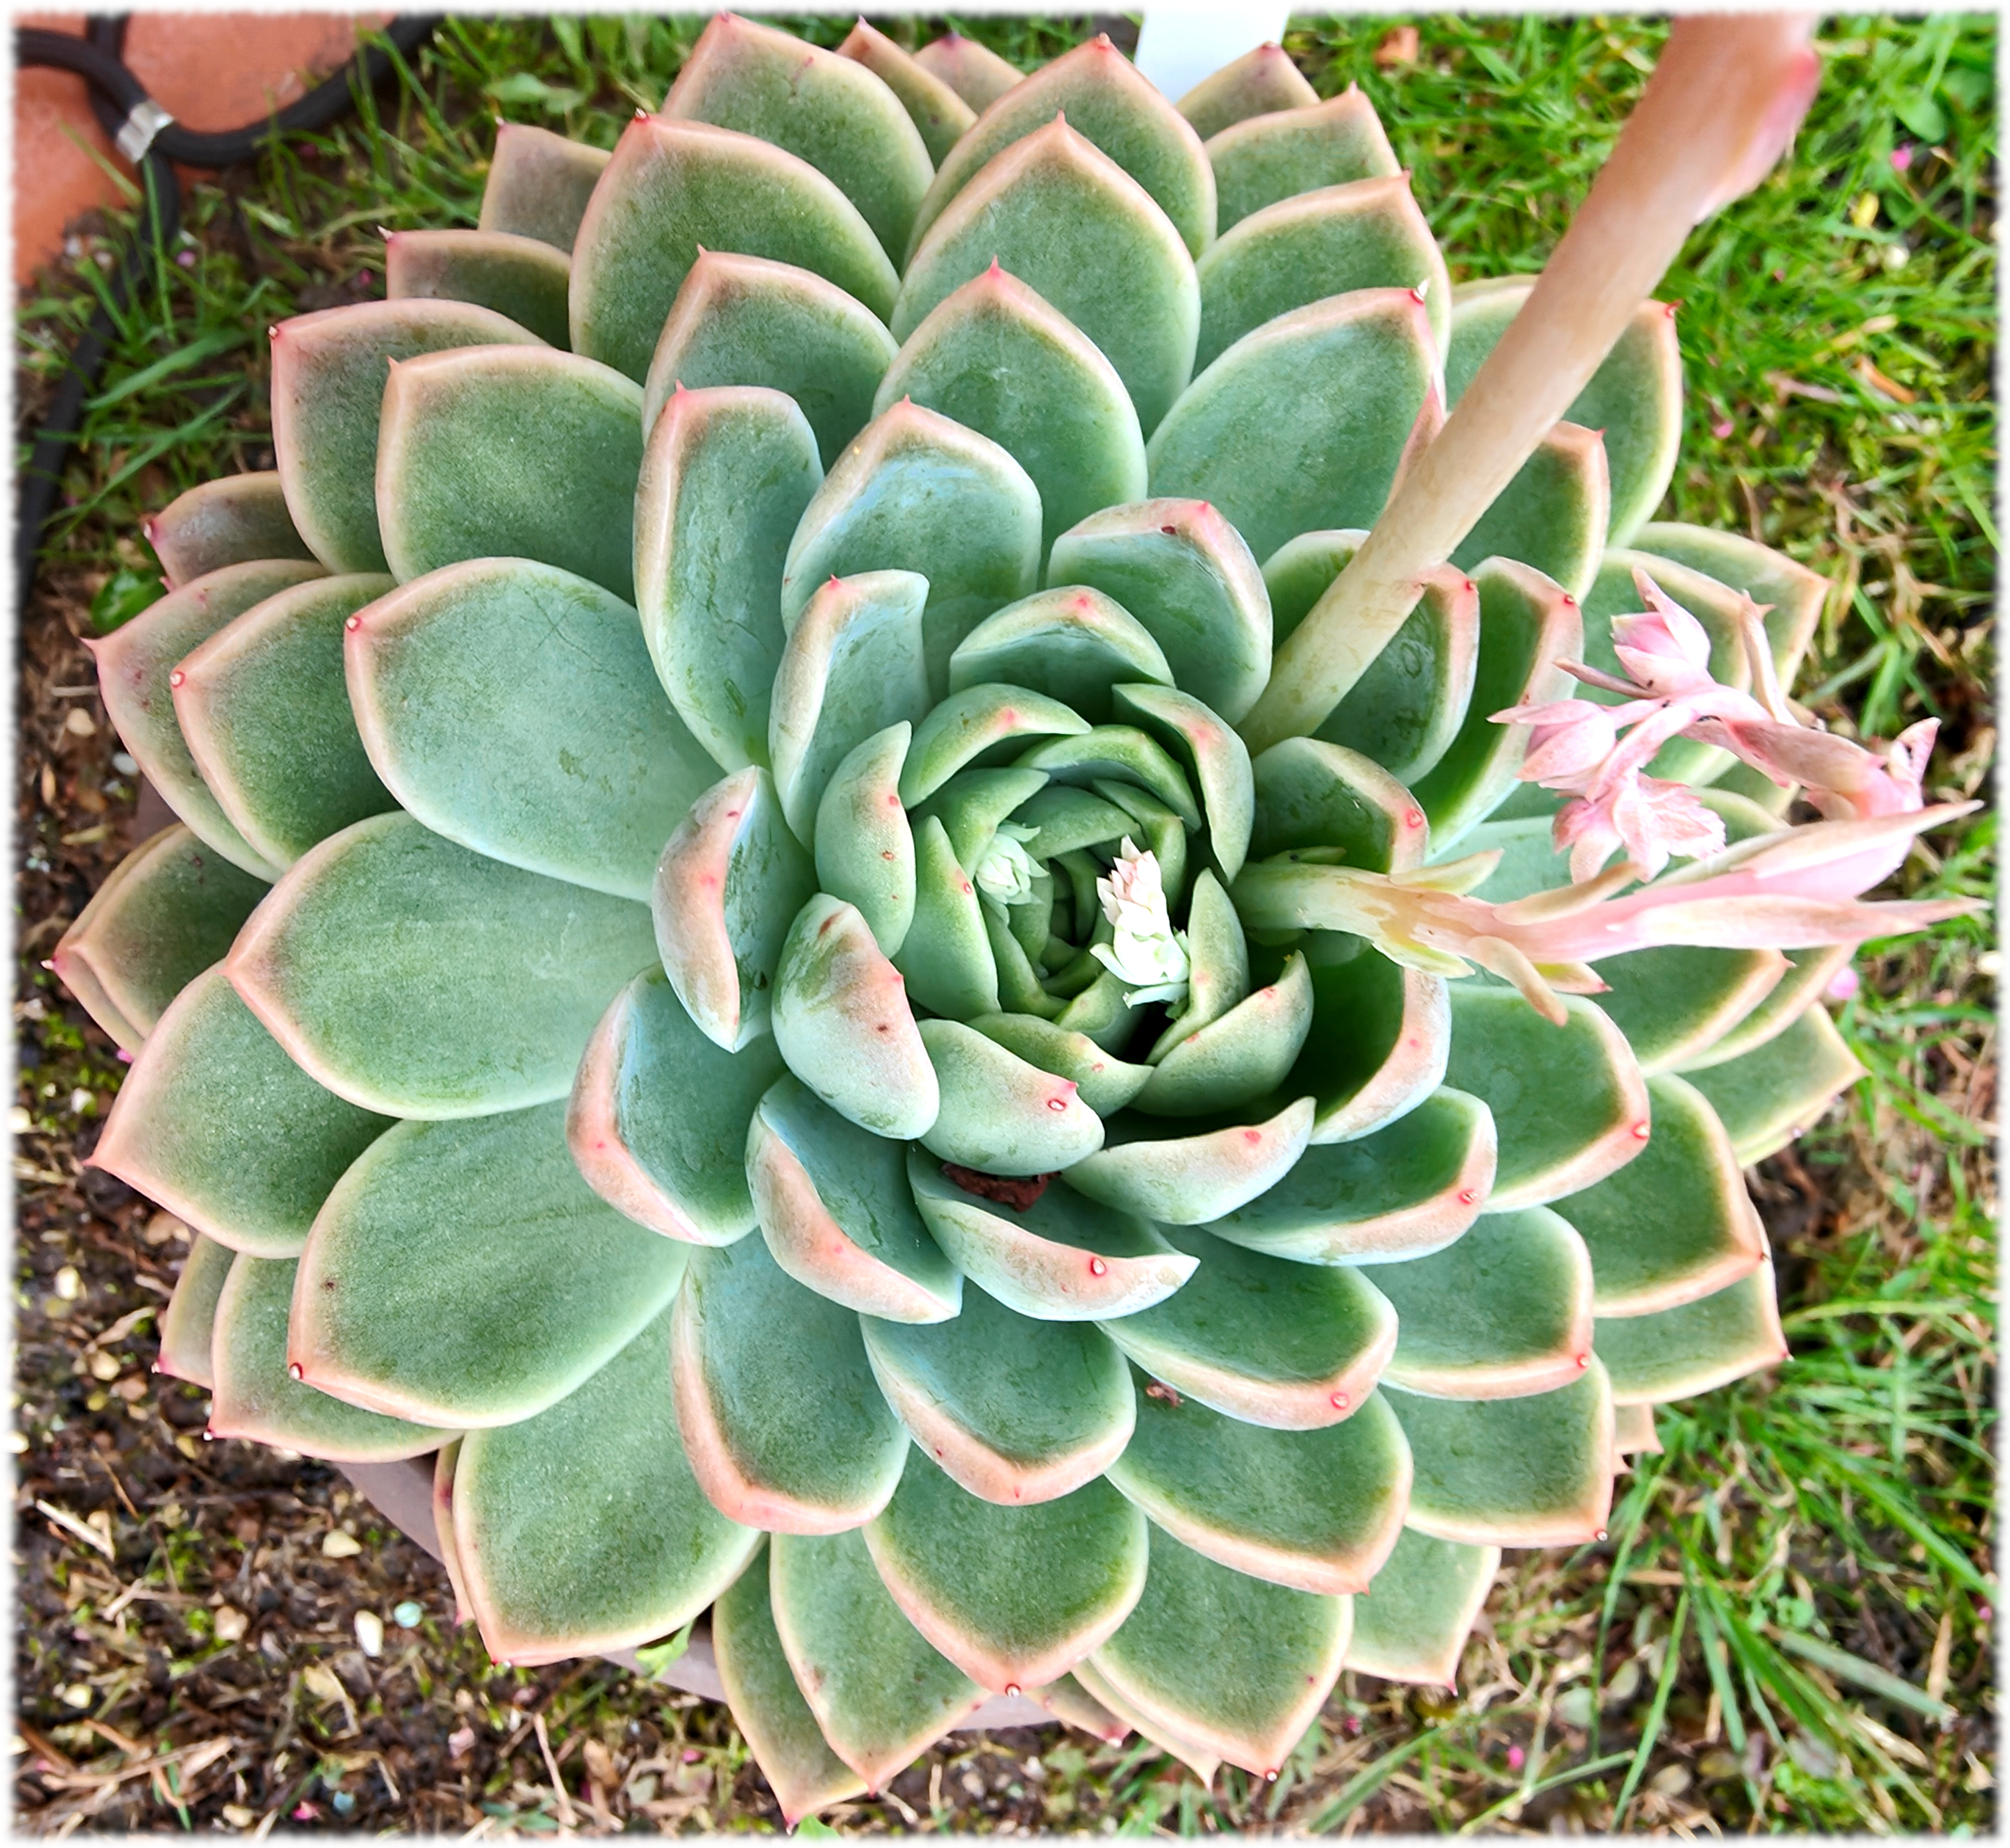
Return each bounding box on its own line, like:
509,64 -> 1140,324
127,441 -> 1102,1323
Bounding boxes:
54,1266 -> 81,1301
321,1529 -> 362,1559
214,1606 -> 249,1642
112,752 -> 137,775
331,1790 -> 356,1815
393,1600 -> 424,1628
354,1609 -> 384,1657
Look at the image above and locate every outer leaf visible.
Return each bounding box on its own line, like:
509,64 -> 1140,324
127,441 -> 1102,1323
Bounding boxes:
1249,736 -> 1429,874
635,384 -> 823,771
862,1286 -> 1134,1505
896,118 -> 1200,436
1289,950 -> 1450,1144
1035,1673 -> 1131,1743
453,1300 -> 760,1665
384,227 -> 572,348
1099,1225 -> 1397,1429
879,266 -> 1149,559
568,968 -> 785,1245
1069,1656 -> 1220,1782
1108,1377 -> 1409,1595
1204,1087 -> 1495,1264
570,116 -> 899,382
1388,1361 -> 1616,1548
51,824 -> 267,1053
911,33 -> 1022,113
209,1255 -> 448,1461
1178,44 -> 1318,142
91,965 -> 390,1259
813,724 -> 917,957
1343,1527 -> 1499,1686
91,558 -> 325,878
642,252 -> 896,466
144,472 -> 315,589
950,587 -> 1171,725
910,35 -> 1215,261
1206,86 -> 1400,230
1450,422 -> 1610,601
1673,943 -> 1851,1073
1065,1097 -> 1316,1225
348,558 -> 718,901
837,21 -> 977,167
674,1233 -> 909,1531
1681,1004 -> 1863,1163
866,1457 -> 1149,1692
1593,944 -> 1792,1074
1614,1402 -> 1662,1456
917,1018 -> 1105,1176
228,811 -> 657,1118
1631,520 -> 1827,687
1091,1530 -> 1351,1779
1595,1266 -> 1788,1405
431,1440 -> 475,1626
662,13 -> 933,259
908,1148 -> 1193,1320
270,299 -> 542,574
157,1232 -> 234,1387
769,1529 -> 983,1790
478,121 -> 610,252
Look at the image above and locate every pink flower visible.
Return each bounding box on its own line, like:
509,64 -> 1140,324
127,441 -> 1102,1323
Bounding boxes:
1825,964 -> 1861,1002
1891,144 -> 1914,173
1508,1745 -> 1526,1771
1494,698 -> 1625,781
1608,572 -> 1719,697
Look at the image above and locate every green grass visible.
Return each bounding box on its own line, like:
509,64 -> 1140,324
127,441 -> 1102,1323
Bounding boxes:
16,11 -> 1995,1833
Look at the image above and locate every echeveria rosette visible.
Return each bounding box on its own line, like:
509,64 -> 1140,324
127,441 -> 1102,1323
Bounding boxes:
60,19 -> 1966,1811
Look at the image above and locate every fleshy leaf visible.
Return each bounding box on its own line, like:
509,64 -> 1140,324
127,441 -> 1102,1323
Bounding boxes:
290,1101 -> 687,1426
52,824 -> 268,1053
1342,1527 -> 1498,1687
674,1233 -> 909,1531
229,812 -> 655,1117
899,682 -> 1089,806
1099,1225 -> 1397,1429
911,33 -> 1022,113
1289,950 -> 1450,1144
965,1012 -> 1153,1118
1016,725 -> 1201,830
749,1074 -> 961,1322
1108,1375 -> 1409,1594
1373,1207 -> 1595,1399
896,119 -> 1200,437
453,1300 -> 759,1665
1036,1673 -> 1131,1743
917,1018 -> 1105,1175
908,1149 -> 1193,1320
1614,1401 -> 1662,1456
92,558 -> 325,878
1135,953 -> 1313,1117
1443,988 -> 1650,1211
91,965 -> 390,1259
862,1286 -> 1134,1505
1631,520 -> 1827,688
1552,1072 -> 1768,1316
478,121 -> 610,252
878,266 -> 1148,560
662,13 -> 933,260
144,472 -> 315,589
1387,1361 -> 1615,1547
1204,1087 -> 1495,1264
772,894 -> 940,1141
1047,501 -> 1271,728
1146,287 -> 1440,567
635,385 -> 823,772
1249,737 -> 1429,874
157,1232 -> 234,1387
271,299 -> 542,574
571,116 -> 899,381
568,968 -> 784,1245
385,228 -> 572,348
208,1255 -> 448,1461
1065,1097 -> 1316,1225
837,21 -> 977,167
1178,44 -> 1318,142
865,1456 -> 1149,1692
1069,1656 -> 1219,1782
1151,871 -> 1247,1047
1114,682 -> 1254,882
814,724 -> 917,957
1090,1529 -> 1350,1780
1673,944 -> 1851,1073
1593,945 -> 1791,1074
653,767 -> 817,1052
1206,86 -> 1400,230
1450,422 -> 1610,601
642,252 -> 895,467
768,1529 -> 982,1790
897,816 -> 1000,1018
949,588 -> 1172,726
1681,1004 -> 1863,1164
1595,1266 -> 1788,1404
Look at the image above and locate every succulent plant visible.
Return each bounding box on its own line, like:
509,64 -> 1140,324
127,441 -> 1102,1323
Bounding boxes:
65,15 -> 1971,1813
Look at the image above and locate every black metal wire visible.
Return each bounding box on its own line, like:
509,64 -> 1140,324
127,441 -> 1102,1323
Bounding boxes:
14,15 -> 441,617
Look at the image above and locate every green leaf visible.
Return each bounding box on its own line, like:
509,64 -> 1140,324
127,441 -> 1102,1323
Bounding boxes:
1630,521 -> 1828,689
634,384 -> 824,773
837,21 -> 976,168
1673,945 -> 1851,1073
1070,1656 -> 1220,1782
908,1150 -> 1192,1320
1286,948 -> 1450,1144
1680,1004 -> 1863,1163
895,815 -> 1002,1018
917,1018 -> 1105,1174
1091,1529 -> 1351,1778
662,14 -> 933,260
1342,1526 -> 1500,1685
376,345 -> 644,601
157,1232 -> 233,1388
861,1284 -> 1134,1504
1016,723 -> 1201,830
1249,736 -> 1429,874
570,117 -> 898,382
1594,1266 -> 1788,1405
1135,952 -> 1313,1117
1047,500 -> 1272,727
143,471 -> 315,590
897,119 -> 1199,436
1155,870 -> 1249,1048
653,767 -> 818,1052
899,682 -> 1089,807
89,566 -> 165,634
1893,91 -> 1948,144
1109,1375 -> 1409,1594
1205,86 -> 1399,229
52,823 -> 268,1053
910,33 -> 1021,113
228,811 -> 657,1118
1450,422 -> 1610,600
674,1232 -> 909,1531
1178,43 -> 1318,143
949,588 -> 1170,726
783,401 -> 1042,698
1203,1087 -> 1495,1263
964,1012 -> 1153,1118
477,121 -> 610,254
1592,945 -> 1792,1073
1065,1097 -> 1316,1225
1146,288 -> 1439,567
865,1456 -> 1148,1691
386,228 -> 572,348
1099,1224 -> 1396,1428
1033,1673 -> 1130,1742
568,968 -> 784,1245
749,1074 -> 961,1322
633,1624 -> 694,1681
271,299 -> 543,574
813,724 -> 916,957
1113,682 -> 1253,882
879,266 -> 1148,560
92,965 -> 390,1259
1552,1072 -> 1768,1316
453,1300 -> 759,1665
642,252 -> 896,469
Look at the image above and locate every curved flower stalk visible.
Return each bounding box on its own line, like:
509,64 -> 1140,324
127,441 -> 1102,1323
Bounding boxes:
58,15 -> 1955,1813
